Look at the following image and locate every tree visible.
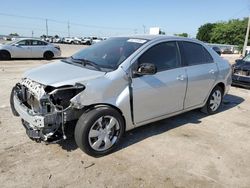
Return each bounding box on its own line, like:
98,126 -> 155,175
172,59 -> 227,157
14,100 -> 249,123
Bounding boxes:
196,23 -> 216,42
210,18 -> 248,47
174,33 -> 188,37
9,33 -> 19,37
196,18 -> 249,51
40,34 -> 47,39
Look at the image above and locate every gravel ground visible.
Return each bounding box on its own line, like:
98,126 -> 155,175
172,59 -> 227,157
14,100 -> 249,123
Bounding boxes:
0,44 -> 249,188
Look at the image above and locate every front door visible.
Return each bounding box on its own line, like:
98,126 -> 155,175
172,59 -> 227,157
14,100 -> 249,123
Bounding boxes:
12,40 -> 32,58
132,41 -> 187,124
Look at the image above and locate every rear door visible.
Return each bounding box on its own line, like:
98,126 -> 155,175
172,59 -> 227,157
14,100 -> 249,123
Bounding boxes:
179,41 -> 218,109
132,41 -> 187,124
31,40 -> 47,58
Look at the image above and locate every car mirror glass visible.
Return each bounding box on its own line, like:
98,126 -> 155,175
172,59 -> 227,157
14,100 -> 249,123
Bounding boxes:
134,63 -> 157,76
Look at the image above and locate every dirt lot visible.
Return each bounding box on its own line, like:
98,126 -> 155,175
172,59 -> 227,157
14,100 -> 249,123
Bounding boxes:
0,44 -> 250,188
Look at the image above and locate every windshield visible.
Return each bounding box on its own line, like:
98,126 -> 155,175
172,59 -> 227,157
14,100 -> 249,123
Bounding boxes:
243,54 -> 250,62
70,37 -> 148,71
2,40 -> 19,45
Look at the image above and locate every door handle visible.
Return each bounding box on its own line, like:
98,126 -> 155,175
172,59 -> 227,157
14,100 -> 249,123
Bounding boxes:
209,69 -> 215,74
177,75 -> 185,81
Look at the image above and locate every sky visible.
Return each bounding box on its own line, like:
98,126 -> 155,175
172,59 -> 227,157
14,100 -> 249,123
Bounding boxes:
0,0 -> 249,38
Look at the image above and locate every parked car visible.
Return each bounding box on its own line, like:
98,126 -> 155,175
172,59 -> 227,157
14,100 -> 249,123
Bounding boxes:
0,38 -> 61,60
81,37 -> 92,45
63,37 -> 82,44
53,37 -> 63,43
232,54 -> 250,88
221,48 -> 233,54
91,37 -> 103,44
212,46 -> 222,56
63,37 -> 74,44
10,36 -> 231,156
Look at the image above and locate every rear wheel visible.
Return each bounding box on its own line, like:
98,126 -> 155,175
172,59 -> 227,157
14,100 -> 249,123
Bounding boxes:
43,51 -> 54,60
74,106 -> 125,157
0,50 -> 11,60
202,86 -> 223,114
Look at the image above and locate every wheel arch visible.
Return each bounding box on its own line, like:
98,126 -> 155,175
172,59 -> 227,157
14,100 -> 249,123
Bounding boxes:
0,49 -> 11,58
43,50 -> 54,56
81,103 -> 127,132
216,82 -> 226,95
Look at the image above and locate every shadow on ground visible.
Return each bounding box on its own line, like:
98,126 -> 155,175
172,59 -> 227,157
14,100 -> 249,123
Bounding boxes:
57,94 -> 244,153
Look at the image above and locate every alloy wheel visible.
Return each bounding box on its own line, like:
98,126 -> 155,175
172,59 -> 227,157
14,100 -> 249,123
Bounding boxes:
209,89 -> 222,112
88,115 -> 120,151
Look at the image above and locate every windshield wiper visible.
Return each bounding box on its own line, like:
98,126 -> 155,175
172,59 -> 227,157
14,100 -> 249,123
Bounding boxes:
70,56 -> 102,71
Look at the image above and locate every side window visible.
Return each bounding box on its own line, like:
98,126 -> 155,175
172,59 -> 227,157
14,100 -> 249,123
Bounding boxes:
17,40 -> 30,46
31,40 -> 47,46
138,42 -> 180,72
203,47 -> 214,63
32,40 -> 38,45
182,42 -> 213,66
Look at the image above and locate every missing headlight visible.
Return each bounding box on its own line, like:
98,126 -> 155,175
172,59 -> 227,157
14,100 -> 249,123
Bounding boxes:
45,83 -> 85,109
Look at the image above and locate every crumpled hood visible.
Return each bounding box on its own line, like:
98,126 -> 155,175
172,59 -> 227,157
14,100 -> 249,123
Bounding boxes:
24,60 -> 105,87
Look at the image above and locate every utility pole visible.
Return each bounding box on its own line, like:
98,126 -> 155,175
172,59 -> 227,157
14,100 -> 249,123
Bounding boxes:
45,19 -> 48,37
67,21 -> 70,37
142,25 -> 146,34
243,15 -> 250,57
31,30 -> 34,38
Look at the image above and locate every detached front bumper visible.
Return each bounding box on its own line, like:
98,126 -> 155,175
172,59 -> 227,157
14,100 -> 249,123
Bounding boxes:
13,94 -> 45,128
12,91 -> 63,142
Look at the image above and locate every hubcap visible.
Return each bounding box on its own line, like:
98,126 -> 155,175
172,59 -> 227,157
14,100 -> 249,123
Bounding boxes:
88,116 -> 120,151
209,90 -> 222,111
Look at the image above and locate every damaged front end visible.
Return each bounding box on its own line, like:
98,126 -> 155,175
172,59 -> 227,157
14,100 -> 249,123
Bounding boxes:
10,78 -> 85,143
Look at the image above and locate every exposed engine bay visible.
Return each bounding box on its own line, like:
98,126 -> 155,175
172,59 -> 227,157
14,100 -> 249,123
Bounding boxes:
11,78 -> 85,142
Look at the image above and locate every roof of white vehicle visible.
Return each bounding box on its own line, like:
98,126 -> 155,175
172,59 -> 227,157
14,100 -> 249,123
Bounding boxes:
13,38 -> 45,41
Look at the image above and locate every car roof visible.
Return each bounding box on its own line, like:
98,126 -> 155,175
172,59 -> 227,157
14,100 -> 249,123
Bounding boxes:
14,38 -> 46,42
115,34 -> 202,43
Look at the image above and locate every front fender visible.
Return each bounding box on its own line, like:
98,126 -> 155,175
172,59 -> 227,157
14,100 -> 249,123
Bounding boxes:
70,74 -> 134,131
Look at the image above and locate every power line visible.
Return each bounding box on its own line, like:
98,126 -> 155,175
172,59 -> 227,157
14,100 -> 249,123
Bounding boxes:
0,24 -> 69,34
0,12 -> 134,31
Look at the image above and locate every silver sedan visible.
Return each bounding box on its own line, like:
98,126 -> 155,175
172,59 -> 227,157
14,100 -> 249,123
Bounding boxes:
0,38 -> 61,60
11,35 -> 232,156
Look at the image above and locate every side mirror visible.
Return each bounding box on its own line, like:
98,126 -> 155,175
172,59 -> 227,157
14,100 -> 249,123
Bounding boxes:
134,63 -> 157,76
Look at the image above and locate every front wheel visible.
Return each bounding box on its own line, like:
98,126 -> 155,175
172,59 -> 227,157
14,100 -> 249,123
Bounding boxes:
0,50 -> 11,60
74,106 -> 125,157
202,86 -> 223,114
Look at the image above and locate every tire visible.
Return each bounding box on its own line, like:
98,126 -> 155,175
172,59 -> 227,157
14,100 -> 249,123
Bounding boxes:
74,106 -> 125,157
0,50 -> 11,60
10,87 -> 19,116
202,86 -> 223,115
43,51 -> 54,60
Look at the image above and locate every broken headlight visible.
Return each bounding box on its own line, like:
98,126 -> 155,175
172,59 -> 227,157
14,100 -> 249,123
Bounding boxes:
45,83 -> 85,109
